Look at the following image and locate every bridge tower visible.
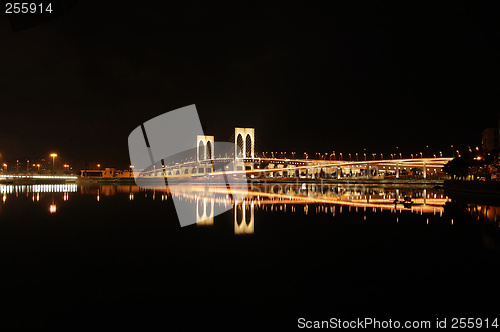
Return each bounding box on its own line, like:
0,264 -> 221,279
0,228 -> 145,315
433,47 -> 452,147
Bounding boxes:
196,135 -> 214,162
234,128 -> 255,159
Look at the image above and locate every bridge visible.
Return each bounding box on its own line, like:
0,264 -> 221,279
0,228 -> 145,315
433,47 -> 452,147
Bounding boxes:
135,127 -> 453,181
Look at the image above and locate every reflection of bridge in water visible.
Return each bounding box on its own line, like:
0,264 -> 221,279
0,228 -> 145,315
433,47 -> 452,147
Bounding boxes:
136,127 -> 453,181
166,183 -> 450,235
3,184 -> 500,234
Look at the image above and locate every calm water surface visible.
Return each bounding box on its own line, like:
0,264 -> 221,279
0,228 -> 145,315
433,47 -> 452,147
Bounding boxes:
0,183 -> 499,329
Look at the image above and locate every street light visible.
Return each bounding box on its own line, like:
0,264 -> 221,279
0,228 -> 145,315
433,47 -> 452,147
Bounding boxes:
2,163 -> 6,171
50,153 -> 57,172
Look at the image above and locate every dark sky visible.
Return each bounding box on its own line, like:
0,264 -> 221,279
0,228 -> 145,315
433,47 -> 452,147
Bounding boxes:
1,1 -> 499,168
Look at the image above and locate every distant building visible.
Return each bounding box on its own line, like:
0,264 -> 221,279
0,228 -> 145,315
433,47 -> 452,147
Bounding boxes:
80,167 -> 132,178
481,128 -> 499,152
481,113 -> 500,152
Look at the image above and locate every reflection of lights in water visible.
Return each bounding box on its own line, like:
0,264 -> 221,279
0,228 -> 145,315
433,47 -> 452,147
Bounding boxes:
129,193 -> 134,201
2,193 -> 6,204
150,184 -> 449,230
234,201 -> 254,235
451,219 -> 453,225
49,204 -> 57,214
36,192 -> 40,202
196,197 -> 214,226
63,192 -> 68,201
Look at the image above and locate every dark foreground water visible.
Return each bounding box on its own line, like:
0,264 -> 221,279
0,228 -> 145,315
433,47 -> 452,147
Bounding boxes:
0,183 -> 499,330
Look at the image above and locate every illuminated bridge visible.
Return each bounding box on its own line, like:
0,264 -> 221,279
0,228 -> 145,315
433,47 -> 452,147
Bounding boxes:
136,127 -> 453,181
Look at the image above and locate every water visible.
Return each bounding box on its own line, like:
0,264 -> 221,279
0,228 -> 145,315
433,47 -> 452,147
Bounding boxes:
0,183 -> 499,329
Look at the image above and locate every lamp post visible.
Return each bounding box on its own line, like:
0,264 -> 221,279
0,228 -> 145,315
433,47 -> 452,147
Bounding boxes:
50,153 -> 57,172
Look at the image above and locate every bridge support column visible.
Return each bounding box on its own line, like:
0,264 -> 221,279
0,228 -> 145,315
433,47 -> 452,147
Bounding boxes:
423,161 -> 427,179
311,168 -> 315,179
337,167 -> 340,179
396,163 -> 400,179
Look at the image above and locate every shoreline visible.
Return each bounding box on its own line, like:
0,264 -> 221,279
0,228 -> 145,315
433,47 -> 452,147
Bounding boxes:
444,179 -> 500,196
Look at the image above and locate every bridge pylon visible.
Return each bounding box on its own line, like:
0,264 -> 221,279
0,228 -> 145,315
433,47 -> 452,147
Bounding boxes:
235,128 -> 255,159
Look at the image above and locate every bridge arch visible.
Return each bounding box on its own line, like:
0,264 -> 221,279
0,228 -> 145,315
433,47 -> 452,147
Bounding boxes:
245,134 -> 252,158
237,134 -> 244,158
206,141 -> 213,160
198,140 -> 205,161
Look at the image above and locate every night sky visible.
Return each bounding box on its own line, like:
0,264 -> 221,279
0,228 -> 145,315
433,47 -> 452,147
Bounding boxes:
1,1 -> 499,168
